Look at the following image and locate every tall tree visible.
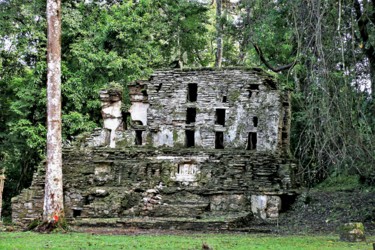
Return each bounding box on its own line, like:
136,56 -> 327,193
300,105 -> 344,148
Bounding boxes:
215,0 -> 223,67
353,0 -> 375,101
43,0 -> 63,224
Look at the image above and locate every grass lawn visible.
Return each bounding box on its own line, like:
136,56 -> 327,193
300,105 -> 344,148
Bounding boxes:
0,232 -> 374,250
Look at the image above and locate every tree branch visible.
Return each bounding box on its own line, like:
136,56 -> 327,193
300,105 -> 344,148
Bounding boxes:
353,0 -> 375,62
252,43 -> 297,73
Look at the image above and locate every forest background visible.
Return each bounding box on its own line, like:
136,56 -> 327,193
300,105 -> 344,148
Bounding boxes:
1,0 -> 375,219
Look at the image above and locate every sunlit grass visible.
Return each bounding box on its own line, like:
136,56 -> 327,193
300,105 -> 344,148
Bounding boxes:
0,232 -> 374,250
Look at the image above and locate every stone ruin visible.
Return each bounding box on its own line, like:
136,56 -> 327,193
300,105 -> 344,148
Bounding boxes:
12,68 -> 297,230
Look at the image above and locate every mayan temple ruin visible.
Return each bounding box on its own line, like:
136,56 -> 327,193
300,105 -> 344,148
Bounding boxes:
12,68 -> 297,230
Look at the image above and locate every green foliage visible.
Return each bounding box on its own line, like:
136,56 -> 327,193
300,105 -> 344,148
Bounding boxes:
62,112 -> 96,140
315,175 -> 362,192
1,0 -> 375,215
0,0 -> 212,215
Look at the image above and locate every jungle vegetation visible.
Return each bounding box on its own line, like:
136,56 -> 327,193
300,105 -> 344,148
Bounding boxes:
1,0 -> 375,217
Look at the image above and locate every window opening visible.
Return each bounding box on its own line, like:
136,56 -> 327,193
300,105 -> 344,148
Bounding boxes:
215,132 -> 224,149
185,130 -> 195,147
215,109 -> 225,126
187,83 -> 197,102
282,132 -> 288,140
186,108 -> 196,124
156,83 -> 162,92
73,209 -> 82,218
249,84 -> 259,98
135,130 -> 143,145
142,88 -> 148,97
222,96 -> 227,103
122,112 -> 130,130
247,132 -> 257,150
253,117 -> 258,127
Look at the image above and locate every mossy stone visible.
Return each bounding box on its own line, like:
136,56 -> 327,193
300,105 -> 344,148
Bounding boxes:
339,222 -> 366,242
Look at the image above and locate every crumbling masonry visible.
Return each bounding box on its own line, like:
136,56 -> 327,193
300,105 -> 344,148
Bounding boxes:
12,68 -> 296,230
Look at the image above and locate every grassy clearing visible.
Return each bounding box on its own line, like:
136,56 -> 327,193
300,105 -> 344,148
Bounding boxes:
0,232 -> 374,250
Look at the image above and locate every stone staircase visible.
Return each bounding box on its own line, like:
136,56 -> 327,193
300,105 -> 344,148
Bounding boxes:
69,213 -> 274,233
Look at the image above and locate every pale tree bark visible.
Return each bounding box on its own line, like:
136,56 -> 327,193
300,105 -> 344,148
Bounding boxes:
44,0 -> 63,223
353,0 -> 375,101
215,0 -> 223,68
0,173 -> 5,222
238,0 -> 251,64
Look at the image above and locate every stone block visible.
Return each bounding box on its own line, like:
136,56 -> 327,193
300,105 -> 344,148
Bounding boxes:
339,222 -> 366,242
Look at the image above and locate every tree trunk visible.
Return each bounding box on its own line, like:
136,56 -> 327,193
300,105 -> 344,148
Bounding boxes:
0,174 -> 5,222
238,0 -> 251,64
369,57 -> 375,101
215,0 -> 223,68
353,0 -> 375,101
43,0 -> 63,223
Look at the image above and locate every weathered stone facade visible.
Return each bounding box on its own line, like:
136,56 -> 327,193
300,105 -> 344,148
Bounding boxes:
12,68 -> 296,229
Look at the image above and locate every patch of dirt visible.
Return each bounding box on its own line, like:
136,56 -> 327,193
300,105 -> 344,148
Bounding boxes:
278,190 -> 375,235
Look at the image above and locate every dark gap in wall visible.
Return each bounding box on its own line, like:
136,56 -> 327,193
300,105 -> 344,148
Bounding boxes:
283,101 -> 289,107
73,209 -> 82,218
282,132 -> 288,140
185,130 -> 195,147
151,168 -> 156,175
84,195 -> 94,205
133,120 -> 143,126
264,78 -> 276,89
249,84 -> 259,98
216,109 -> 225,126
279,194 -> 297,212
156,83 -> 162,92
247,132 -> 257,150
142,88 -> 148,97
187,83 -> 197,102
215,131 -> 224,149
250,84 -> 259,90
135,130 -> 143,145
186,108 -> 196,124
253,116 -> 258,127
122,112 -> 130,130
222,96 -> 227,102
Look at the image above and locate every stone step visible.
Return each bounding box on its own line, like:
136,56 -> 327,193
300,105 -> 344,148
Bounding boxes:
69,214 -> 258,232
70,217 -> 228,231
143,203 -> 210,217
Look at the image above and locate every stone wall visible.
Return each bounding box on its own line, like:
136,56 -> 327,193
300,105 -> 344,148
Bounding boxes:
85,68 -> 291,152
12,148 -> 295,226
12,68 -> 296,229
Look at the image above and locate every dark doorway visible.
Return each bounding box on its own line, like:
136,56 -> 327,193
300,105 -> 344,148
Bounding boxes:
186,108 -> 196,124
215,109 -> 226,126
122,112 -> 130,130
253,116 -> 258,127
135,130 -> 143,145
187,83 -> 197,102
247,132 -> 257,150
215,132 -> 224,149
185,130 -> 195,147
